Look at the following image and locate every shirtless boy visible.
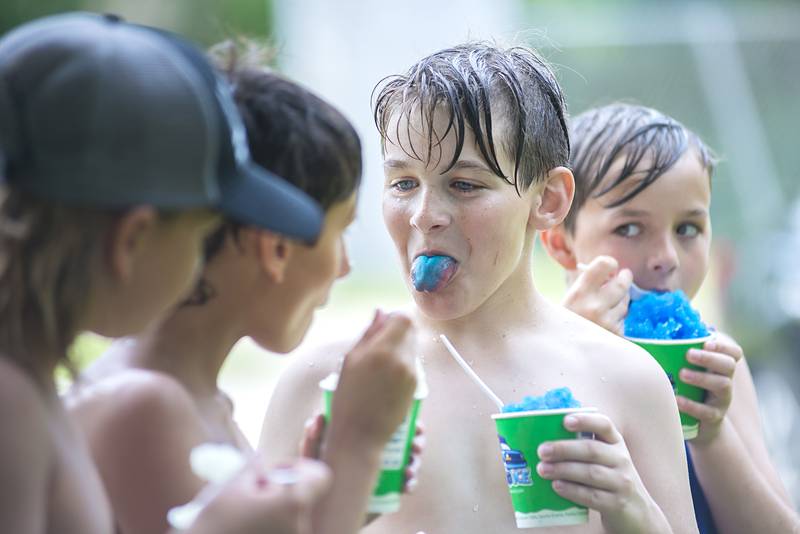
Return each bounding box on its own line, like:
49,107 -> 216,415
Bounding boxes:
260,43 -> 698,533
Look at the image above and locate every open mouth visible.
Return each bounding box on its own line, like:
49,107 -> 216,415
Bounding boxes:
410,254 -> 458,292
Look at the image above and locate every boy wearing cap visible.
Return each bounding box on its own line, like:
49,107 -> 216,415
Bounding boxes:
0,12 -> 329,533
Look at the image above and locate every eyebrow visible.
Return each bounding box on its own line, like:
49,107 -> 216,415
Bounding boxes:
613,208 -> 709,218
615,208 -> 650,218
444,159 -> 494,175
383,158 -> 414,170
682,208 -> 708,218
382,158 -> 494,175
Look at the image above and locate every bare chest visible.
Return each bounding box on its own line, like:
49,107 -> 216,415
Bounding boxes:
364,340 -> 615,533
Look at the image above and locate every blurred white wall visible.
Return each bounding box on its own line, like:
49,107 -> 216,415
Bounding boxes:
272,0 -> 525,278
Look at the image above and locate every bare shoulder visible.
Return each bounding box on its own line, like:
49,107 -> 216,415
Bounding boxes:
69,368 -> 205,457
549,302 -> 663,371
68,369 -> 209,533
71,368 -> 196,419
279,336 -> 355,389
542,304 -> 677,419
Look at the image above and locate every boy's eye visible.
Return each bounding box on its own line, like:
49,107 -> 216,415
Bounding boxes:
391,179 -> 417,192
676,222 -> 701,238
451,180 -> 480,193
613,223 -> 641,238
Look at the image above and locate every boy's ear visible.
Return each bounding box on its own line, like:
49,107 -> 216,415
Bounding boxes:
256,230 -> 294,284
107,206 -> 159,282
530,166 -> 575,231
540,225 -> 578,271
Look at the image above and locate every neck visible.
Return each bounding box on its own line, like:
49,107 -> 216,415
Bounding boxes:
129,302 -> 246,397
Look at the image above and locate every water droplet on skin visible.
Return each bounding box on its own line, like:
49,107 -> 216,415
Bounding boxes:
600,376 -> 607,382
308,362 -> 315,368
473,504 -> 480,512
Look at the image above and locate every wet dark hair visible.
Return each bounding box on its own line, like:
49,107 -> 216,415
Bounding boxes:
373,41 -> 569,193
565,103 -> 716,233
183,42 -> 362,305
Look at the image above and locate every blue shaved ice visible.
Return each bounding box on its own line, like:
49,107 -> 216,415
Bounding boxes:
624,290 -> 709,340
502,387 -> 581,413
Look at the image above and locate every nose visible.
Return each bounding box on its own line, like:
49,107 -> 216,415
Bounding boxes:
647,234 -> 679,275
409,187 -> 451,233
337,239 -> 351,279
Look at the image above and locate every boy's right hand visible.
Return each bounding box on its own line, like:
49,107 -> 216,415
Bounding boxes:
329,310 -> 418,449
564,256 -> 632,335
190,457 -> 331,534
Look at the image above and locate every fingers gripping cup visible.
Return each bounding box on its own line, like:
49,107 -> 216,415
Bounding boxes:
319,360 -> 427,513
625,336 -> 712,440
624,290 -> 712,440
492,407 -> 596,529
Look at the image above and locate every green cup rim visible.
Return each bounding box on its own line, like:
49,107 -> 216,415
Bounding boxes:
624,334 -> 714,346
491,407 -> 597,420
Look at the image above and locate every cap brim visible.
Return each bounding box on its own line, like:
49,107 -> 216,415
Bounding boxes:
218,161 -> 324,243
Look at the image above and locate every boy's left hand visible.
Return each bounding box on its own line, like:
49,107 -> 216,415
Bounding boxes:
537,412 -> 661,533
676,333 -> 743,445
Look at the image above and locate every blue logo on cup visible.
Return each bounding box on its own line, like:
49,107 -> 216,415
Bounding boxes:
499,436 -> 533,487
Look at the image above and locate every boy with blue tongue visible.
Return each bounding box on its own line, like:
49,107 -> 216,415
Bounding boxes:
260,43 -> 698,533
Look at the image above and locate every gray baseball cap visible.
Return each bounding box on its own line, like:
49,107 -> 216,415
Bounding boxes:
0,12 -> 323,242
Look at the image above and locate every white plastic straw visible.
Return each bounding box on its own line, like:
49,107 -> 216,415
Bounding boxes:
439,334 -> 504,410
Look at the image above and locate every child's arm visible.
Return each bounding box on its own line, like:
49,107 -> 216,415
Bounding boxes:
261,311 -> 419,534
0,363 -> 51,534
563,256 -> 632,335
682,334 -> 799,532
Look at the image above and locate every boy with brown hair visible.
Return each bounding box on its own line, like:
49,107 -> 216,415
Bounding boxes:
541,102 -> 799,533
260,43 -> 698,533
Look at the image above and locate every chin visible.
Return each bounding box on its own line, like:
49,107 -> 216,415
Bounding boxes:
412,290 -> 470,322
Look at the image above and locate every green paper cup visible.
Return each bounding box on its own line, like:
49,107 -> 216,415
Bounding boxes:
319,370 -> 427,513
626,335 -> 712,440
492,407 -> 596,529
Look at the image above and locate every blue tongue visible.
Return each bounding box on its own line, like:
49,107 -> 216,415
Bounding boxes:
411,255 -> 456,292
